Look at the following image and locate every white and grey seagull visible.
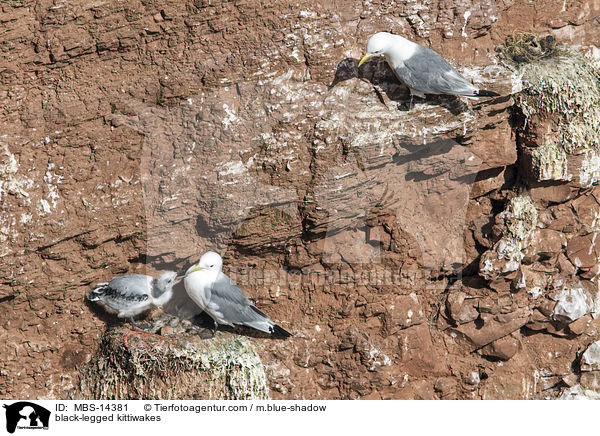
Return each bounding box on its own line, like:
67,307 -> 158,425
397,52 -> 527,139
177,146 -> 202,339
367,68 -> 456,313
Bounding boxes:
184,251 -> 291,338
358,32 -> 500,99
88,271 -> 180,330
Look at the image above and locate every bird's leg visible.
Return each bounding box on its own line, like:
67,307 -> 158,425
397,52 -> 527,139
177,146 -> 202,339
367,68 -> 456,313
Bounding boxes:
129,316 -> 146,332
147,313 -> 175,332
188,322 -> 218,340
123,317 -> 171,345
211,319 -> 218,338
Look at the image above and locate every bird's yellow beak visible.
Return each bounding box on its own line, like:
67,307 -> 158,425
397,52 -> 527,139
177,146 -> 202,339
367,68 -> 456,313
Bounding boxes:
358,54 -> 372,67
187,264 -> 205,274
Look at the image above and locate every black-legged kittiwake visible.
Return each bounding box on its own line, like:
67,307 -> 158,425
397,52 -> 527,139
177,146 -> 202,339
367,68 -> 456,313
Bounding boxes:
358,32 -> 500,99
184,251 -> 291,338
88,271 -> 180,330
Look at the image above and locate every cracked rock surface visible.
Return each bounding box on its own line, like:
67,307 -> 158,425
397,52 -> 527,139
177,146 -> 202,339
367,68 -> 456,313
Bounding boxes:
2,0 -> 600,399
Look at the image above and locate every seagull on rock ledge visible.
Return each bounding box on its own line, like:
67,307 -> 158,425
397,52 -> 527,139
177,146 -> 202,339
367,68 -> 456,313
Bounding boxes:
184,251 -> 291,338
358,32 -> 500,99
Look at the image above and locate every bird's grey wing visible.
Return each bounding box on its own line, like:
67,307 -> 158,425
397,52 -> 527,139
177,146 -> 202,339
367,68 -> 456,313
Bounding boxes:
91,274 -> 153,317
108,274 -> 153,296
397,46 -> 477,96
102,274 -> 153,308
209,274 -> 271,327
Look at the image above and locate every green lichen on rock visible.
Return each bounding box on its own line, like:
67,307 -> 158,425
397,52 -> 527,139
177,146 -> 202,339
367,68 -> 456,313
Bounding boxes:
74,329 -> 269,400
516,48 -> 600,120
479,195 -> 538,279
579,149 -> 600,188
512,42 -> 600,185
563,106 -> 600,154
504,195 -> 538,242
530,142 -> 569,181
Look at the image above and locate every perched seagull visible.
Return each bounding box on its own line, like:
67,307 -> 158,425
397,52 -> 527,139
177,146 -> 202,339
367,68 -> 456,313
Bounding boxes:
358,32 -> 500,99
88,271 -> 180,330
184,251 -> 291,338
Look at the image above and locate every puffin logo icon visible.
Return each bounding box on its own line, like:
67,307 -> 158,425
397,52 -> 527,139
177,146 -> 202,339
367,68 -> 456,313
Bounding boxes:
2,402 -> 50,433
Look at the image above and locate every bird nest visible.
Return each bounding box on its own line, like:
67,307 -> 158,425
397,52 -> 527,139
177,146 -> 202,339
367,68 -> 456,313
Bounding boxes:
497,31 -> 562,64
73,327 -> 270,399
514,43 -> 600,153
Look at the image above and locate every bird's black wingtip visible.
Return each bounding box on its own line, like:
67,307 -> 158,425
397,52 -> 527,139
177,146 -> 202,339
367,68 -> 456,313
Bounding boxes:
87,283 -> 108,301
87,289 -> 102,301
271,324 -> 292,338
86,293 -> 102,302
477,89 -> 501,97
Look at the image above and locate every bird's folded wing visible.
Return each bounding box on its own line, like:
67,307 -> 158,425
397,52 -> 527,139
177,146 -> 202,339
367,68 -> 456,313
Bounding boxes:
210,274 -> 269,324
108,274 -> 153,296
401,46 -> 476,95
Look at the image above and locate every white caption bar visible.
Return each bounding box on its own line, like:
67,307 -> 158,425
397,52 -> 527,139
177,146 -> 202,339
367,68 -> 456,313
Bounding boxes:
0,400 -> 596,436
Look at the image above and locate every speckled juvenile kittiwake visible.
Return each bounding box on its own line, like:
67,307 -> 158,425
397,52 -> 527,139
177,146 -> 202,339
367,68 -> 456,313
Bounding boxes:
358,32 -> 500,99
184,251 -> 291,338
88,271 -> 180,329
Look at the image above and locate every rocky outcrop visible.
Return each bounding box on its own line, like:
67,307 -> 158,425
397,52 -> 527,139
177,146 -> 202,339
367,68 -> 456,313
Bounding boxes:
441,39 -> 600,398
516,46 -> 600,188
74,328 -> 268,400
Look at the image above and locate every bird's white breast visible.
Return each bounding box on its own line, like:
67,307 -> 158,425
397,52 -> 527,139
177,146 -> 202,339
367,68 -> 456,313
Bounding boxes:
184,271 -> 212,310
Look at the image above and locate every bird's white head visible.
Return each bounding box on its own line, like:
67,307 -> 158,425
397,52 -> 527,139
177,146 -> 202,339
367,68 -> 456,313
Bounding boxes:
358,32 -> 413,67
186,251 -> 223,275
